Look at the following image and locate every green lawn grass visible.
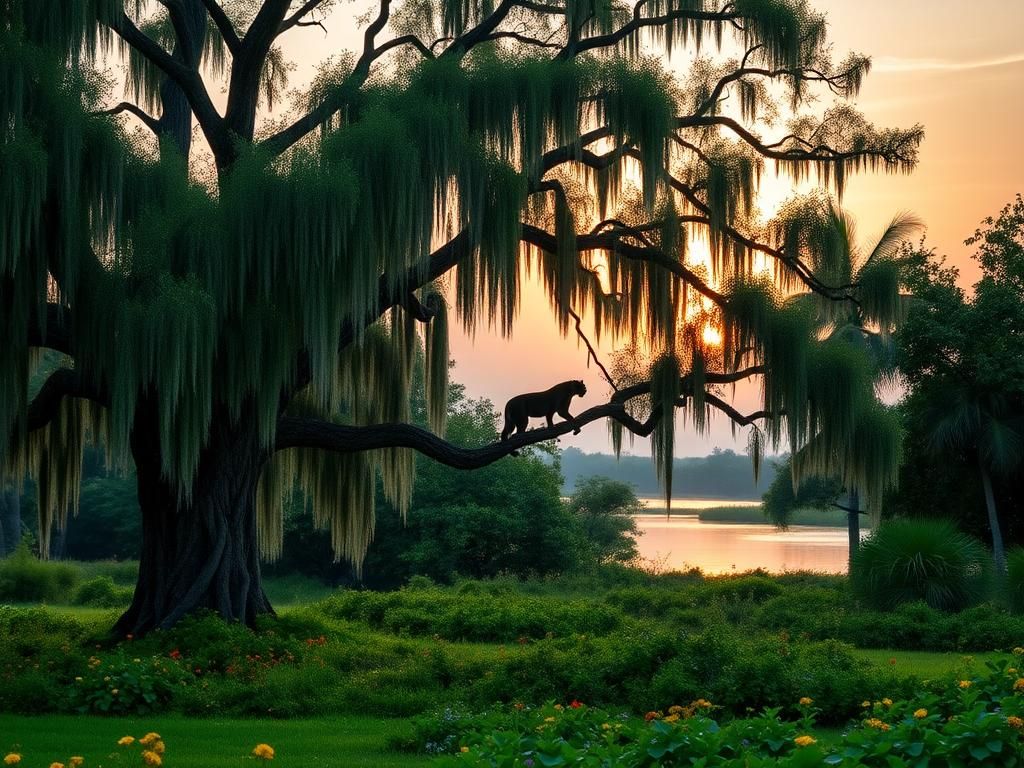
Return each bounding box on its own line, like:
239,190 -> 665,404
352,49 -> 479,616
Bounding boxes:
0,715 -> 430,768
852,648 -> 1006,679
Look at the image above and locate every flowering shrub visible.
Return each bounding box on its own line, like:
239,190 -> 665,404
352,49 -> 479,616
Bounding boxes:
418,662 -> 1024,767
70,652 -> 187,715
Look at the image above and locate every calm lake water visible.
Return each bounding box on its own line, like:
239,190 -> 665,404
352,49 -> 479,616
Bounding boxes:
632,497 -> 850,575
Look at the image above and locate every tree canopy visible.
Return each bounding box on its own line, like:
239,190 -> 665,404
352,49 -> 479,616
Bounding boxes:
1,0 -> 923,630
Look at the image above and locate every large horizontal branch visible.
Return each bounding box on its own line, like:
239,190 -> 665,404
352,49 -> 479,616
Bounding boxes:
277,362 -> 769,469
26,368 -> 108,433
277,401 -> 640,468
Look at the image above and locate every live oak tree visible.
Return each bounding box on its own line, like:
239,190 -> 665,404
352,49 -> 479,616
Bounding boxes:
2,0 -> 922,634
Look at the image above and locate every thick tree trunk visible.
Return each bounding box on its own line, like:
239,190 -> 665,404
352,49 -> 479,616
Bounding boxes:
846,488 -> 860,570
978,461 -> 1006,575
115,399 -> 273,636
0,486 -> 21,556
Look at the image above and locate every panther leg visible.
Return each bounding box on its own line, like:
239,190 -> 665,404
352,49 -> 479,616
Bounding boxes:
557,407 -> 580,434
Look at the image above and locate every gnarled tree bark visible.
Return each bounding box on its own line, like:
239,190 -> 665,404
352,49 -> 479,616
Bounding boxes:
115,398 -> 273,636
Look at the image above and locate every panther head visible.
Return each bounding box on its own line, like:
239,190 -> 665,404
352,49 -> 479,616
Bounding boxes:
574,380 -> 587,396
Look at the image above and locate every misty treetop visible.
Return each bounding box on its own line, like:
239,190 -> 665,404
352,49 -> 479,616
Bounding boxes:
2,0 -> 922,631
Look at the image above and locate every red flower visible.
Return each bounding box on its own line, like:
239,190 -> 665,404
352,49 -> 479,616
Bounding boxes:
570,700 -> 583,709
168,649 -> 182,660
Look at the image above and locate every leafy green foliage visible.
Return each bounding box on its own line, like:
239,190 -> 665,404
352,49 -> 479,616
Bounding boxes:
566,476 -> 642,563
2,0 -> 926,586
71,575 -> 133,607
0,541 -> 79,602
421,664 -> 1024,766
894,207 -> 1024,561
363,396 -> 582,586
851,520 -> 993,612
761,456 -> 842,528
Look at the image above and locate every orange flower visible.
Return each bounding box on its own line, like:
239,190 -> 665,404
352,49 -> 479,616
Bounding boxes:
958,680 -> 972,689
914,709 -> 928,719
794,735 -> 816,747
1007,716 -> 1023,731
798,697 -> 813,706
1014,678 -> 1024,692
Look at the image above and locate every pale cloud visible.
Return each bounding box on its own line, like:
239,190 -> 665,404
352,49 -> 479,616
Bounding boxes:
873,51 -> 1024,73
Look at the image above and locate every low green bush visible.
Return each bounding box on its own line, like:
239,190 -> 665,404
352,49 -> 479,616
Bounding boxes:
72,576 -> 133,607
412,661 -> 1024,766
318,586 -> 622,642
0,544 -> 79,603
852,520 -> 993,612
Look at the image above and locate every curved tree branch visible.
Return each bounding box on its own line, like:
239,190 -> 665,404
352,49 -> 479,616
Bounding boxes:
26,369 -> 108,433
276,367 -> 772,469
90,102 -> 160,135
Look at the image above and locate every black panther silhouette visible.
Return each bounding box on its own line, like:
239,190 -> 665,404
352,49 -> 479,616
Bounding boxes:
500,380 -> 588,444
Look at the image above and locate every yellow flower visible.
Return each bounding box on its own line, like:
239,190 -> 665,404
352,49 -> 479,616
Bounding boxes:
1007,715 -> 1024,731
601,723 -> 612,731
117,737 -> 135,747
1012,647 -> 1024,656
251,744 -> 275,760
663,714 -> 680,723
111,689 -> 119,695
866,718 -> 890,731
1009,668 -> 1019,675
74,677 -> 83,683
794,735 -> 816,748
881,698 -> 893,707
139,733 -> 161,746
152,741 -> 165,755
958,680 -> 972,689
1014,678 -> 1024,692
553,704 -> 564,711
667,705 -> 684,715
798,697 -> 813,706
4,755 -> 21,766
861,701 -> 871,708
543,717 -> 556,723
69,758 -> 84,768
460,747 -> 469,753
141,751 -> 161,767
914,709 -> 928,719
49,763 -> 65,768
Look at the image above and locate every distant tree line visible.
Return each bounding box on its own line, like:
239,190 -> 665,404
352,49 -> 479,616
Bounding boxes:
560,447 -> 776,500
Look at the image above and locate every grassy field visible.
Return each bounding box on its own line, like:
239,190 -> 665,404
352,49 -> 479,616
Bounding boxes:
0,714 -> 428,768
853,648 -> 1003,679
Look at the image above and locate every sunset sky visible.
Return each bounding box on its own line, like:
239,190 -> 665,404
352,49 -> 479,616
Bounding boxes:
192,1 -> 1024,458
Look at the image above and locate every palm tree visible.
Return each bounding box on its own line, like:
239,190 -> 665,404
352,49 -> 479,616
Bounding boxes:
925,388 -> 1022,574
781,202 -> 921,563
